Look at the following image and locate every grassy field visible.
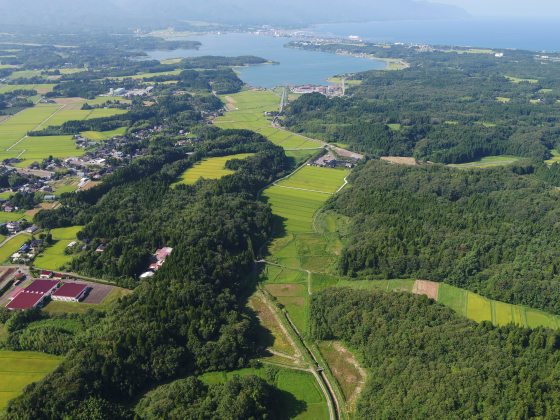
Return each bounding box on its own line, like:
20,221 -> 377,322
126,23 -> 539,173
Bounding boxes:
387,123 -> 401,130
42,288 -> 132,315
0,106 -> 61,150
198,366 -> 329,420
0,212 -> 25,224
85,108 -> 127,119
33,240 -> 73,270
172,153 -> 254,186
284,150 -> 316,169
545,149 -> 560,164
50,226 -> 83,240
37,110 -> 91,128
260,186 -> 329,233
506,76 -> 538,83
466,293 -> 492,324
219,90 -> 281,109
317,341 -> 362,401
451,155 -> 522,166
277,166 -> 347,194
437,283 -> 467,317
214,107 -> 278,130
80,127 -> 127,140
0,350 -> 64,411
0,234 -> 31,264
53,185 -> 78,195
496,97 -> 511,102
14,136 -> 86,165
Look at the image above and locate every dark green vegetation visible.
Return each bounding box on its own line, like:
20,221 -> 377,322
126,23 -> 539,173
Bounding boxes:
311,287 -> 560,419
283,45 -> 560,164
135,374 -> 280,420
327,159 -> 560,315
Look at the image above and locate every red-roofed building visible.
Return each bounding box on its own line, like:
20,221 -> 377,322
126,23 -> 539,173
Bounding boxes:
9,288 -> 24,300
155,247 -> 173,261
53,273 -> 64,279
25,280 -> 59,295
6,292 -> 45,310
51,283 -> 89,302
40,270 -> 53,279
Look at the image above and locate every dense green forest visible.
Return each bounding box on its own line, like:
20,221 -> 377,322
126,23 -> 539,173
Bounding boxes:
327,159 -> 560,314
283,45 -> 560,163
310,287 -> 560,419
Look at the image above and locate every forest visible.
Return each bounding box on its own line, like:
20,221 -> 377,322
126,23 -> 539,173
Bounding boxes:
310,287 -> 560,419
327,159 -> 560,314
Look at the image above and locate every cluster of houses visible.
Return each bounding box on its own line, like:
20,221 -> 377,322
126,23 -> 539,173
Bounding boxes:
140,247 -> 173,279
6,275 -> 90,310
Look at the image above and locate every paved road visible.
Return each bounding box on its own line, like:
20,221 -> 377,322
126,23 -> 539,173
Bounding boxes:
0,265 -> 31,306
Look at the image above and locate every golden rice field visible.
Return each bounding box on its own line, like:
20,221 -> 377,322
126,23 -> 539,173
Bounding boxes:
172,153 -> 255,186
0,351 -> 64,411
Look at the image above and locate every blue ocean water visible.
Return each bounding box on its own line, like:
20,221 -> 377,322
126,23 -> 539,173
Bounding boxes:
143,33 -> 386,88
306,18 -> 560,52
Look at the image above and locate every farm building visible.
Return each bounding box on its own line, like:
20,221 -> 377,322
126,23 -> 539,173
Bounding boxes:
51,283 -> 89,302
6,292 -> 45,310
6,279 -> 59,310
155,247 -> 173,261
25,279 -> 59,295
40,270 -> 53,279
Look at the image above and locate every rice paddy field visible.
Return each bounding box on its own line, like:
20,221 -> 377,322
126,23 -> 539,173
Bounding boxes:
37,110 -> 91,128
0,350 -> 64,411
85,108 -> 127,119
50,226 -> 83,240
213,107 -> 277,130
219,90 -> 281,109
197,366 -> 329,420
255,127 -> 321,150
0,106 -> 61,150
80,127 -> 127,140
0,234 -> 31,264
13,136 -> 86,166
260,187 -> 329,233
33,240 -> 74,270
450,155 -> 521,167
506,76 -> 538,83
545,149 -> 560,164
172,153 -> 254,186
0,213 -> 26,224
277,166 -> 347,193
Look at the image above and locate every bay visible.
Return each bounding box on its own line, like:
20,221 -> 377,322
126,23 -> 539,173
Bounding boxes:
306,18 -> 560,52
142,33 -> 386,88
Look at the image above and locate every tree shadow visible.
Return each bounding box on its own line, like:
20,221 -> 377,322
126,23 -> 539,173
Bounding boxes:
279,389 -> 308,419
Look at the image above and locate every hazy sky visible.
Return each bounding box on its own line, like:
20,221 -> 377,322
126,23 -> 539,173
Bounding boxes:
432,0 -> 560,17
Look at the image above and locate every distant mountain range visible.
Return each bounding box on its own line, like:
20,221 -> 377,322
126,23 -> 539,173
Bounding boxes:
0,0 -> 470,30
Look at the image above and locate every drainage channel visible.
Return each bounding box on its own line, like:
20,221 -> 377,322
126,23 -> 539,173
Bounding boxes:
283,312 -> 340,420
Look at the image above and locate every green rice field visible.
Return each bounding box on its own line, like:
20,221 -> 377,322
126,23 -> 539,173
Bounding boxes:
545,149 -> 560,164
0,213 -> 26,224
450,155 -> 521,167
0,350 -> 64,411
256,128 -> 321,149
506,76 -> 538,83
80,127 -> 127,140
0,106 -> 61,150
260,186 -> 330,233
0,234 -> 31,264
197,366 -> 329,420
34,240 -> 74,270
85,108 -> 127,119
276,166 -> 347,193
219,90 -> 281,109
213,107 -> 277,130
50,226 -> 83,240
172,153 -> 254,186
37,110 -> 91,128
13,136 -> 86,165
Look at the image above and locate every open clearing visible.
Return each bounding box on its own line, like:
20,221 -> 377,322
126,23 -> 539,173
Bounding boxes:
0,350 -> 64,411
172,153 -> 254,186
545,149 -> 560,164
380,156 -> 417,165
218,90 -> 280,109
412,280 -> 439,300
277,166 -> 347,193
449,155 -> 521,167
506,76 -> 538,83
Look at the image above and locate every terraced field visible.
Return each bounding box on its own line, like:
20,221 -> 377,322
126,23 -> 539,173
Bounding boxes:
172,153 -> 254,186
277,166 -> 347,193
0,351 -> 64,411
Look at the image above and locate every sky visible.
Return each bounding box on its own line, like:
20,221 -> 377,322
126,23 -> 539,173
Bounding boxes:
432,0 -> 560,17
